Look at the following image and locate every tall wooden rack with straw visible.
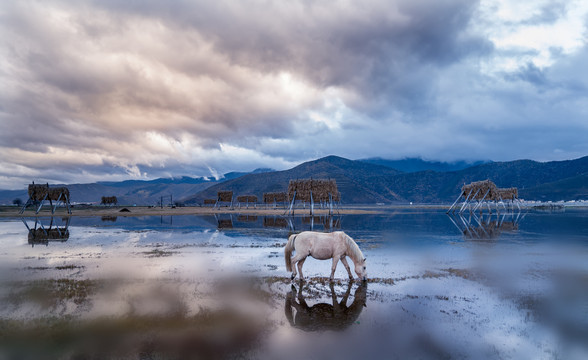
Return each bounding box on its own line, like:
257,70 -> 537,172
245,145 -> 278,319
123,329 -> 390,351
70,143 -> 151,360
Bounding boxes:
19,182 -> 72,215
285,179 -> 340,215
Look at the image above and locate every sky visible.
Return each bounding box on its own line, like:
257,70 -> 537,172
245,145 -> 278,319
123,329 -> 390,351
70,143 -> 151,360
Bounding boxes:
1,0 -> 588,189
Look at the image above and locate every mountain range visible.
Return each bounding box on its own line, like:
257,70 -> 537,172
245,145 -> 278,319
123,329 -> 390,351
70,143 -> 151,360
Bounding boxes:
185,155 -> 588,204
1,156 -> 587,205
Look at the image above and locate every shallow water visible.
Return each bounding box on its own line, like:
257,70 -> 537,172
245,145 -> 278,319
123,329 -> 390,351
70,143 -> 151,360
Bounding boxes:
1,209 -> 587,359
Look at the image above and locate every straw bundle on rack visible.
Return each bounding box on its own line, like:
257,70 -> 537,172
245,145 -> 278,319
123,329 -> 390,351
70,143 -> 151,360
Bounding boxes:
461,180 -> 498,201
101,196 -> 118,205
461,180 -> 519,202
217,191 -> 233,202
287,179 -> 339,203
28,184 -> 70,201
263,192 -> 287,203
237,195 -> 258,203
496,187 -> 518,201
204,199 -> 217,205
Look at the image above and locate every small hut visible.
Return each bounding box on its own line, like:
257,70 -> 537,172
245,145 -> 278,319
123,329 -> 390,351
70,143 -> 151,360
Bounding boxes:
20,183 -> 72,214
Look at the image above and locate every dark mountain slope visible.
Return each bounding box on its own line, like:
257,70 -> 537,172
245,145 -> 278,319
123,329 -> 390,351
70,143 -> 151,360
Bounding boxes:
183,156 -> 403,204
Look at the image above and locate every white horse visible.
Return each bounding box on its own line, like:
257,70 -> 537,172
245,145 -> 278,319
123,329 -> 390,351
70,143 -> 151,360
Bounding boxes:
284,231 -> 367,281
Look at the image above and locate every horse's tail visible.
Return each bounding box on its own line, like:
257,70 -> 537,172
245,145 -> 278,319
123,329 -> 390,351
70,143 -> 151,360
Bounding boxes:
285,234 -> 297,272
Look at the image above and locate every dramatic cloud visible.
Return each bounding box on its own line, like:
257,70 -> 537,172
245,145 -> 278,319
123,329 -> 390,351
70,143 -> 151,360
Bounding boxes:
1,0 -> 587,188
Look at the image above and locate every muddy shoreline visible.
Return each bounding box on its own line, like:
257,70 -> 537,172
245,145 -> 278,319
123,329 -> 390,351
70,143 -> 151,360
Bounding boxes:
0,204 -> 451,218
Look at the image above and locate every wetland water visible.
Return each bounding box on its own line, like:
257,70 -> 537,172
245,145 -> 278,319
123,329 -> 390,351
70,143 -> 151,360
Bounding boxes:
1,209 -> 587,359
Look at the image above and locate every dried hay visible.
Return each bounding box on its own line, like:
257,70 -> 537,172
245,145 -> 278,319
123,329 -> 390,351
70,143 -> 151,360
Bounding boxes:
496,187 -> 518,201
287,179 -> 339,203
217,191 -> 233,203
461,180 -> 518,202
263,217 -> 287,228
28,184 -> 70,201
236,195 -> 258,203
461,180 -> 498,201
263,192 -> 287,203
101,196 -> 118,205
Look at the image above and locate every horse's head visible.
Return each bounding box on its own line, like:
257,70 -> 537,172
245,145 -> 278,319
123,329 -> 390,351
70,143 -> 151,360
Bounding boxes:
355,257 -> 367,281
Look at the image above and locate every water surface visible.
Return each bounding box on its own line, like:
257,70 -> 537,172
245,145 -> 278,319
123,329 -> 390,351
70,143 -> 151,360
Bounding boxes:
1,209 -> 587,359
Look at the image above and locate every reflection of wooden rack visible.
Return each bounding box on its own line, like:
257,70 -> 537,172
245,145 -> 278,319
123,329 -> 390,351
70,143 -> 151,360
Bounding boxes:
448,211 -> 524,240
214,214 -> 233,229
236,215 -> 258,222
263,217 -> 288,228
22,217 -> 70,247
285,215 -> 342,232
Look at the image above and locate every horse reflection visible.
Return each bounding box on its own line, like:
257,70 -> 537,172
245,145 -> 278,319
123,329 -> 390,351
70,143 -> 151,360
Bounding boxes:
285,281 -> 367,331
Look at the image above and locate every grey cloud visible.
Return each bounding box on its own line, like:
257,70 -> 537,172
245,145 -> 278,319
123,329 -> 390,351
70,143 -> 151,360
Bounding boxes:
1,0 -> 587,189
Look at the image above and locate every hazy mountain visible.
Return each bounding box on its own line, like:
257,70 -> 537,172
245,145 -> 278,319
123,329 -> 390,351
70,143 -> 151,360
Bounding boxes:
360,157 -> 489,173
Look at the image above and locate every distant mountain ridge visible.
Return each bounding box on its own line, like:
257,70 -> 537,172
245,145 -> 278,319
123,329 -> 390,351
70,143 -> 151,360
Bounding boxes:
0,169 -> 270,206
185,155 -> 588,204
360,157 -> 490,173
182,155 -> 403,204
2,156 -> 587,205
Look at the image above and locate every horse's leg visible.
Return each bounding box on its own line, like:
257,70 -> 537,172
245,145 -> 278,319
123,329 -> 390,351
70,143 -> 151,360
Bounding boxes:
290,253 -> 306,279
340,256 -> 354,280
329,282 -> 338,306
340,279 -> 353,306
297,257 -> 307,280
330,257 -> 340,281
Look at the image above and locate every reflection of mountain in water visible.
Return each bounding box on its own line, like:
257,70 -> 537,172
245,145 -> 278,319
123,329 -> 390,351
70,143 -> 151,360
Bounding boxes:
448,212 -> 524,240
285,282 -> 367,332
23,217 -> 70,247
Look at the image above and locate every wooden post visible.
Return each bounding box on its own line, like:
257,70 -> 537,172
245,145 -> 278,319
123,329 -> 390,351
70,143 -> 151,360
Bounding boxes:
36,193 -> 48,214
459,189 -> 473,213
329,193 -> 333,215
287,191 -> 296,215
447,192 -> 463,213
52,192 -> 62,214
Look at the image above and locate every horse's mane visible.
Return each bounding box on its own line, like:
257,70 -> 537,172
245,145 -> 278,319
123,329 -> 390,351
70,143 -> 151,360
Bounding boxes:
343,233 -> 364,263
